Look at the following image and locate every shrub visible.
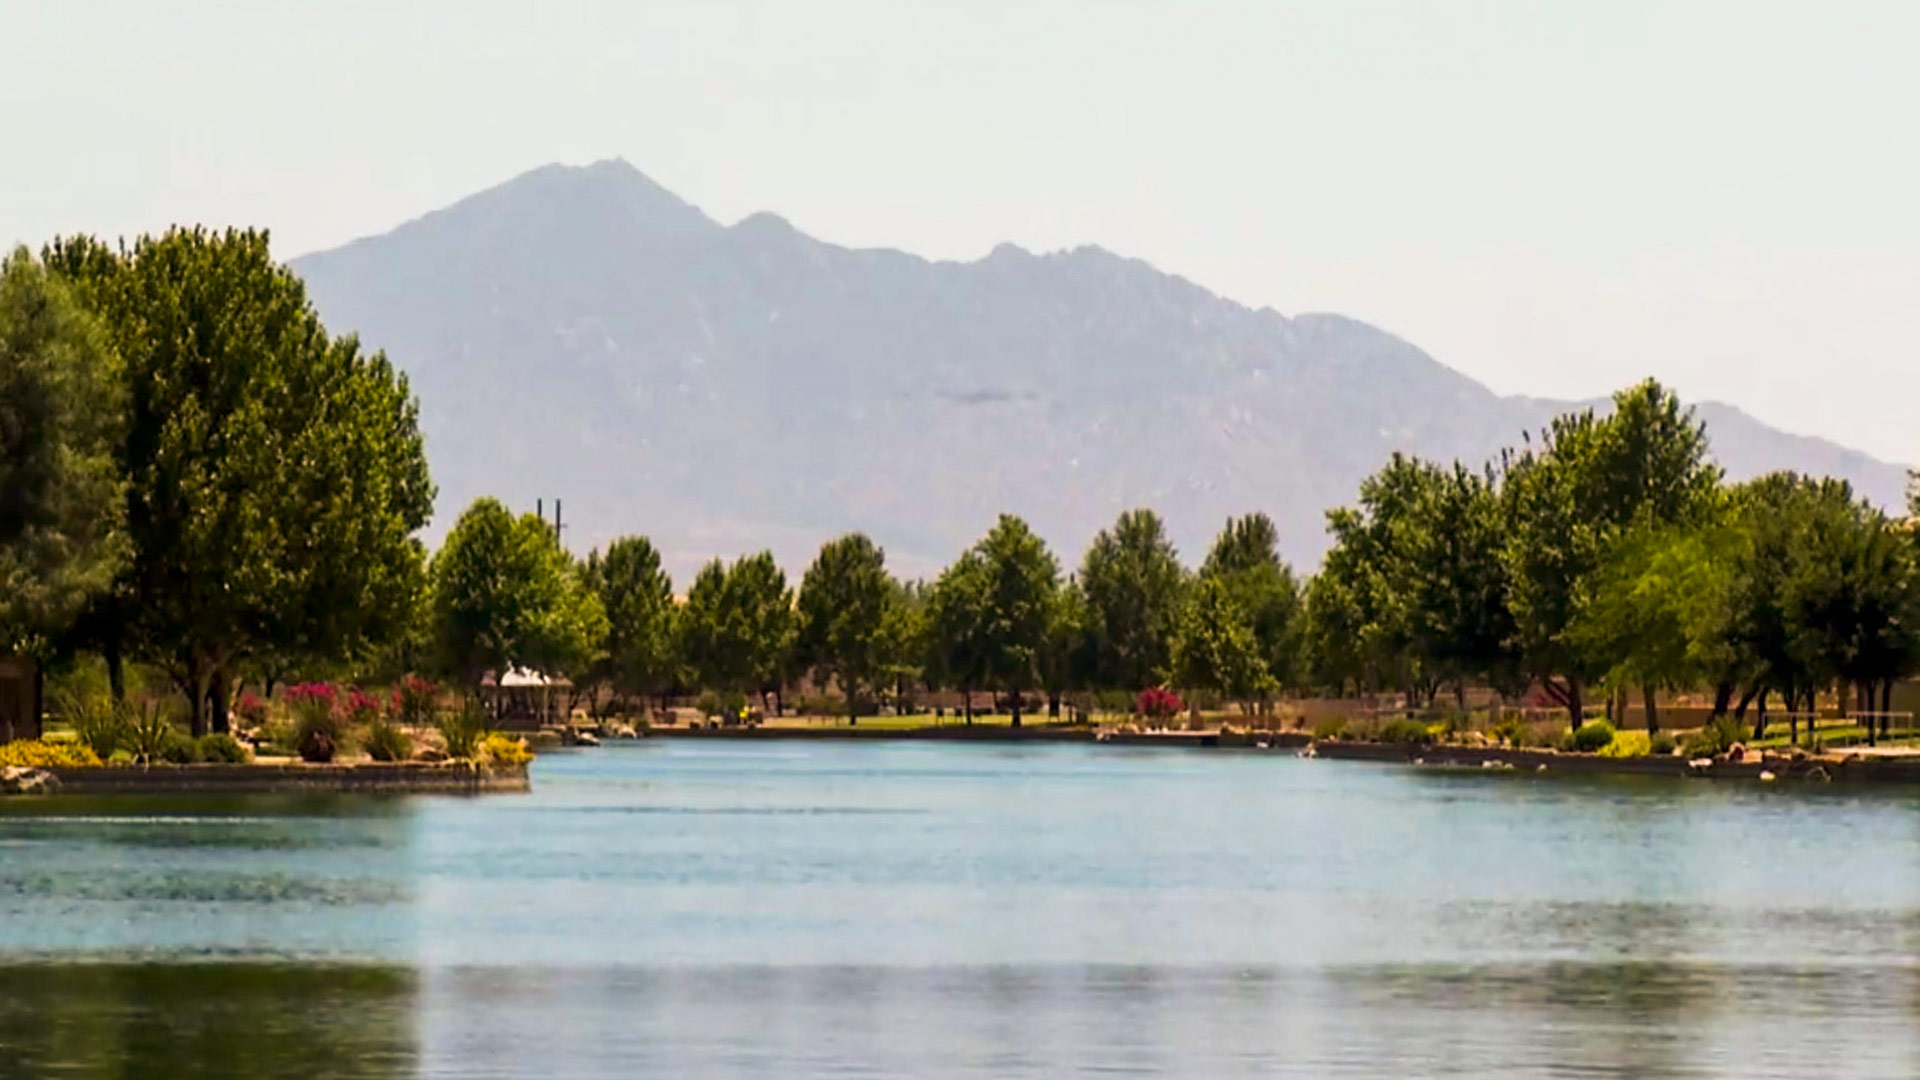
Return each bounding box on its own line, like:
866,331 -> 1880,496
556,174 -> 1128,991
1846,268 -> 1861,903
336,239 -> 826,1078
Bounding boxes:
1312,716 -> 1349,741
436,699 -> 488,759
1378,717 -> 1434,746
344,687 -> 383,727
1491,713 -> 1524,746
234,692 -> 270,728
363,721 -> 413,763
391,676 -> 438,725
1682,714 -> 1744,758
1597,730 -> 1651,758
121,700 -> 185,765
285,683 -> 340,732
196,733 -> 251,764
59,689 -> 127,760
480,732 -> 534,767
0,738 -> 103,769
297,727 -> 337,764
1135,687 -> 1185,723
1569,720 -> 1616,754
1649,731 -> 1678,756
159,732 -> 203,764
286,683 -> 343,762
695,689 -> 724,720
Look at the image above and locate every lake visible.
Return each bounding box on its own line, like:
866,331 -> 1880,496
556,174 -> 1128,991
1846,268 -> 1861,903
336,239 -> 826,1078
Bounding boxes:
3,740 -> 1920,1078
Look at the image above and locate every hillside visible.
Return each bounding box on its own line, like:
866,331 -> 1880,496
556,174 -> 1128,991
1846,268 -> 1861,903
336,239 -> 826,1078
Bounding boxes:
291,159 -> 1911,579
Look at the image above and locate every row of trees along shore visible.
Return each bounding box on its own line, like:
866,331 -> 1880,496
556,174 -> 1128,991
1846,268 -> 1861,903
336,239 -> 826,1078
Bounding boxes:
6,229 -> 1918,739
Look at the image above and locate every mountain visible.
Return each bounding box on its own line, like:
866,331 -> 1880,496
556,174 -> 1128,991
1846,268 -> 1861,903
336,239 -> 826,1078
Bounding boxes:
290,159 -> 1912,580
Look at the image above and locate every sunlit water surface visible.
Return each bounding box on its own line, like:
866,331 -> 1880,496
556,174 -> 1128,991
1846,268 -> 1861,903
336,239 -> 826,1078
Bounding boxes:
4,741 -> 1920,1077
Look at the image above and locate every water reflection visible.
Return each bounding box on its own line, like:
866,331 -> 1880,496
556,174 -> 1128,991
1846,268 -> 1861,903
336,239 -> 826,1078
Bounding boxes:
0,964 -> 416,1080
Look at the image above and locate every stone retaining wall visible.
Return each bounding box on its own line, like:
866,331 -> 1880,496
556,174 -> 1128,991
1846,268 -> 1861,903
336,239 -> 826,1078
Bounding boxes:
38,761 -> 530,795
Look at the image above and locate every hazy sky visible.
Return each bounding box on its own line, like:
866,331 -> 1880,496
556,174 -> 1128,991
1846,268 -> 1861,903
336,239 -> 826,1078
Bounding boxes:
7,1 -> 1918,464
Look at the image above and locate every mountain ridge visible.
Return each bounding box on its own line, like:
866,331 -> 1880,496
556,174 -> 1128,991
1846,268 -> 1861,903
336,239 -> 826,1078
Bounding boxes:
290,159 -> 1911,580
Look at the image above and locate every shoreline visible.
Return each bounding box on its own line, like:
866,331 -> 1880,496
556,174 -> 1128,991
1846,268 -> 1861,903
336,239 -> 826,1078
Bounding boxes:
25,760 -> 530,796
643,722 -> 1916,783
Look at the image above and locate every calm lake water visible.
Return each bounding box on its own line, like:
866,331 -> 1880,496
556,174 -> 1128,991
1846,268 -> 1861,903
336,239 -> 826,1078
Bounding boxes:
4,741 -> 1920,1078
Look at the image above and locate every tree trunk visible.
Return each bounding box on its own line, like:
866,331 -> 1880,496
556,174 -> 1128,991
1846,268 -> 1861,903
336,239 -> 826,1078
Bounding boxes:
29,660 -> 45,741
1732,683 -> 1758,720
1711,681 -> 1734,718
1566,678 -> 1584,732
183,661 -> 210,738
1881,680 -> 1894,738
1752,688 -> 1769,741
210,670 -> 233,736
1048,692 -> 1060,719
1642,685 -> 1659,735
105,641 -> 126,703
847,679 -> 859,727
1010,691 -> 1022,728
963,684 -> 973,724
1454,681 -> 1467,710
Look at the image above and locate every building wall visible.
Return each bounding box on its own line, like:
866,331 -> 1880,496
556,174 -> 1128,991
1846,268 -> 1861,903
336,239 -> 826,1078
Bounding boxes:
0,656 -> 38,743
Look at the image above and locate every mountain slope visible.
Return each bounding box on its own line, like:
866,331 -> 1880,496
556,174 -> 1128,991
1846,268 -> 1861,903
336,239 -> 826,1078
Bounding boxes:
291,159 -> 1911,579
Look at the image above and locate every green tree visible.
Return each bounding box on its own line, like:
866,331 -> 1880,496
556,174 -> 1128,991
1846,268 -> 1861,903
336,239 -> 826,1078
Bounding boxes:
430,498 -> 606,693
1200,513 -> 1303,703
0,249 -> 126,658
1078,509 -> 1187,693
1503,380 -> 1719,726
796,533 -> 894,723
584,536 -> 677,714
1171,575 -> 1276,709
928,550 -> 991,722
680,552 -> 793,711
875,579 -> 932,714
972,514 -> 1059,727
47,229 -> 433,733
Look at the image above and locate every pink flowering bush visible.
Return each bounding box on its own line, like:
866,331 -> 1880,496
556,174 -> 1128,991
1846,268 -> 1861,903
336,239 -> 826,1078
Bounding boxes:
345,687 -> 383,727
235,692 -> 270,727
1135,687 -> 1185,723
390,676 -> 438,725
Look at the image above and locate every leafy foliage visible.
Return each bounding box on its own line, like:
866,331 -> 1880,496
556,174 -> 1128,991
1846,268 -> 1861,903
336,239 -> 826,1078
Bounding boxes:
430,498 -> 607,687
1078,510 -> 1187,693
362,721 -> 413,763
0,738 -> 103,769
796,534 -> 894,722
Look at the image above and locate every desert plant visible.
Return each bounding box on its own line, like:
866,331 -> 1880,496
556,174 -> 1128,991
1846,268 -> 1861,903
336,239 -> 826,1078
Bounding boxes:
196,733 -> 250,763
159,732 -> 202,764
391,675 -> 438,725
1649,731 -> 1678,756
1569,720 -> 1616,754
59,689 -> 127,760
436,698 -> 488,759
1490,712 -> 1524,746
121,700 -> 185,765
363,720 -> 414,763
479,732 -> 534,767
297,726 -> 336,763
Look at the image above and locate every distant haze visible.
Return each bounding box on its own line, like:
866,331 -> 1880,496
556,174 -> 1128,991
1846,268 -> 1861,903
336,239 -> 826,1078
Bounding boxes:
4,2 -> 1919,466
290,161 -> 1910,581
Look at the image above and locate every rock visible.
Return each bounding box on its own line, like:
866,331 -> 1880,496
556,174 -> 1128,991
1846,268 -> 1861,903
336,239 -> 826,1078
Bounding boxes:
1759,770 -> 1777,782
415,748 -> 449,763
0,767 -> 59,795
1689,758 -> 1714,770
1806,765 -> 1831,783
571,730 -> 600,747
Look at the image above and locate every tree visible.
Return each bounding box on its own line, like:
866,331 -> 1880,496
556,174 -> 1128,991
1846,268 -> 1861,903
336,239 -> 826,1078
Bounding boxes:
46,229 -> 434,733
430,498 -> 606,695
0,249 -> 125,658
1171,575 -> 1275,709
1503,380 -> 1719,726
680,552 -> 793,710
796,533 -> 893,723
972,514 -> 1059,727
584,536 -> 677,715
929,550 -> 991,722
1200,513 -> 1303,704
1078,509 -> 1187,693
875,580 -> 932,715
